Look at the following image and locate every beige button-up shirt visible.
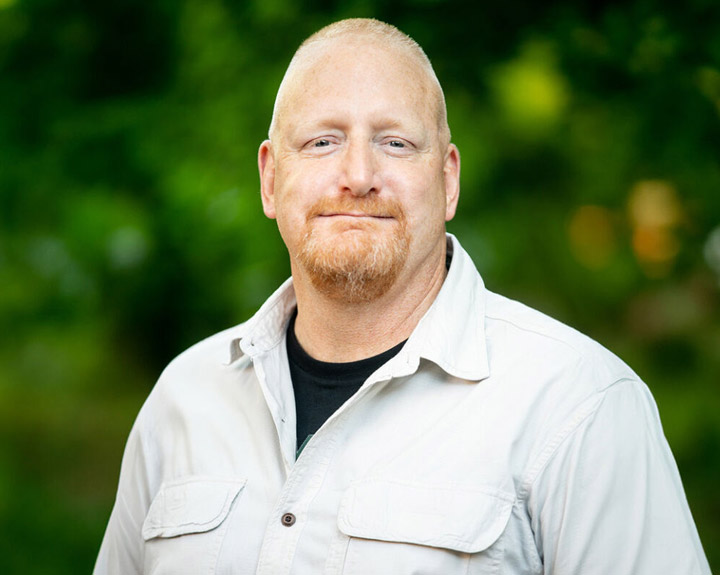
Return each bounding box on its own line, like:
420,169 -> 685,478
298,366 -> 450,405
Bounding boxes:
95,235 -> 710,574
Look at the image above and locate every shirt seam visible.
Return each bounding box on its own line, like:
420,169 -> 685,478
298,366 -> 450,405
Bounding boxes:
518,376 -> 637,501
484,312 -> 585,357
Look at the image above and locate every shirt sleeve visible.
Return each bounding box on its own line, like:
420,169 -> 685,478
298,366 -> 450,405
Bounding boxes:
93,415 -> 153,575
528,378 -> 711,575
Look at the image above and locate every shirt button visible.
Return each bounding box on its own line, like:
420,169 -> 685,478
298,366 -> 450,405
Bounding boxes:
281,513 -> 296,527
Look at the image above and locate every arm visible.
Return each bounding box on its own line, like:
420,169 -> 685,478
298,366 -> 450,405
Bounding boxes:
528,379 -> 710,574
94,417 -> 153,575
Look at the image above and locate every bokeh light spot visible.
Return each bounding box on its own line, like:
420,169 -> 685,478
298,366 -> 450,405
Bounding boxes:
107,227 -> 149,271
568,205 -> 617,269
489,41 -> 569,137
628,180 -> 683,277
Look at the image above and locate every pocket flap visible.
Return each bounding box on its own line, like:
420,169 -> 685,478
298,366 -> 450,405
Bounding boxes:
142,476 -> 246,540
337,479 -> 514,554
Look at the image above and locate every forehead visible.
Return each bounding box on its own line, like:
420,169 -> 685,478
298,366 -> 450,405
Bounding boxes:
275,39 -> 437,136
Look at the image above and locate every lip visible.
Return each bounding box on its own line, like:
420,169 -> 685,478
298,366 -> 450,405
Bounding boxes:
318,213 -> 392,219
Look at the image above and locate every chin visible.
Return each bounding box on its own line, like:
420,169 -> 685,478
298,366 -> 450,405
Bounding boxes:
298,223 -> 409,303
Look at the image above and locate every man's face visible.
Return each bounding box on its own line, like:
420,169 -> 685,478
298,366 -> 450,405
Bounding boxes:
259,40 -> 459,302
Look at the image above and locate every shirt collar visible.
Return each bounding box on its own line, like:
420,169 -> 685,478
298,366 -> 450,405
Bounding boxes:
227,234 -> 490,383
227,276 -> 297,363
401,233 -> 490,382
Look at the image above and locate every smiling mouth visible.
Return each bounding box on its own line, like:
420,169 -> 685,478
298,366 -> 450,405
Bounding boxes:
318,213 -> 393,219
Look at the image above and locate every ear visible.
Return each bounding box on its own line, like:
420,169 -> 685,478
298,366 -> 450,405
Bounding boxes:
258,140 -> 277,219
443,144 -> 461,222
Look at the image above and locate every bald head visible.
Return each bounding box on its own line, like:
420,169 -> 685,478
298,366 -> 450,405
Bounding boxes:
269,18 -> 450,148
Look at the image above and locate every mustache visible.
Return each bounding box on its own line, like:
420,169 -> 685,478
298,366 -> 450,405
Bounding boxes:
307,196 -> 405,221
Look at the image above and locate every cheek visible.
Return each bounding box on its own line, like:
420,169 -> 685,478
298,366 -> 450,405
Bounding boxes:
400,174 -> 448,220
274,201 -> 303,240
274,170 -> 328,215
275,215 -> 305,260
401,184 -> 449,244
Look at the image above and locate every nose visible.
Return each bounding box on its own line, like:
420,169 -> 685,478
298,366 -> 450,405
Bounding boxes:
339,140 -> 378,197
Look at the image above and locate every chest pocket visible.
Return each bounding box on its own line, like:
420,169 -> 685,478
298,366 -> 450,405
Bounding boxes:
141,476 -> 246,575
336,479 -> 514,575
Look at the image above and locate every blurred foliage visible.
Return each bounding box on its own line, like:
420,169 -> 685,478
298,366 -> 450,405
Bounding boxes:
0,0 -> 719,572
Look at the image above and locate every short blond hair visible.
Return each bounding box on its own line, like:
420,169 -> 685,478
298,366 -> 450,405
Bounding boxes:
269,18 -> 450,147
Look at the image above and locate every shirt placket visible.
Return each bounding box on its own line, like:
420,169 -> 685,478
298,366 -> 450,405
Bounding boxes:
254,399 -> 348,574
254,356 -> 418,574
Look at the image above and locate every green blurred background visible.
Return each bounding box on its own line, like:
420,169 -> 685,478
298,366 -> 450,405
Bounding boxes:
1,0 -> 718,572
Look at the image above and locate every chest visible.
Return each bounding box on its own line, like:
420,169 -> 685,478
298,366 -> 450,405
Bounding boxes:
141,362 -> 542,575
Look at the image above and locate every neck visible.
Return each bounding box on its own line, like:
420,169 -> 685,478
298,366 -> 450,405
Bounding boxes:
291,240 -> 448,363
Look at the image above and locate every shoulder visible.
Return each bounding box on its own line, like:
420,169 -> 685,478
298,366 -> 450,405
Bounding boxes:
135,322 -> 251,429
479,291 -> 662,490
483,289 -> 638,394
160,322 -> 249,379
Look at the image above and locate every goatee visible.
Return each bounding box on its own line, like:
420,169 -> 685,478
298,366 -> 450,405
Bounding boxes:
298,196 -> 409,303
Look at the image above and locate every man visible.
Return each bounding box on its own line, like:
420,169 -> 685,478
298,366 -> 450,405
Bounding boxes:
95,18 -> 710,574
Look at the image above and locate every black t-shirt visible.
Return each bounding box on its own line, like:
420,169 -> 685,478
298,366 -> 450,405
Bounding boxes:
286,311 -> 406,454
